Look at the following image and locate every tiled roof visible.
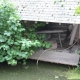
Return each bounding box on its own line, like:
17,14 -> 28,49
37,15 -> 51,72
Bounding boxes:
7,0 -> 80,24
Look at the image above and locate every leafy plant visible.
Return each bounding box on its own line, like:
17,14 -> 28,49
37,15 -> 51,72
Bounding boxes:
75,6 -> 80,14
0,0 -> 51,66
75,0 -> 80,14
23,22 -> 52,49
0,0 -> 43,66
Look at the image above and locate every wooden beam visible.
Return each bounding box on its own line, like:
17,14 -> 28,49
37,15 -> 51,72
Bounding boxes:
36,30 -> 66,34
69,24 -> 78,45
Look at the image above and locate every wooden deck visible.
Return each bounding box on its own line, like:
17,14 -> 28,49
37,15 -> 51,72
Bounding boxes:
29,50 -> 80,66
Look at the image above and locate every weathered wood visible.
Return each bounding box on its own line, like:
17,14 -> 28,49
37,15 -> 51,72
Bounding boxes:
79,25 -> 80,39
48,40 -> 57,50
36,30 -> 66,47
69,24 -> 78,45
58,33 -> 62,47
29,50 -> 79,66
36,30 -> 66,34
71,45 -> 79,53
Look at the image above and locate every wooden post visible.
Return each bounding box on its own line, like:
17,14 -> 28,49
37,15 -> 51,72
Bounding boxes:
46,22 -> 49,24
24,20 -> 27,23
35,21 -> 37,24
69,24 -> 78,45
79,24 -> 80,39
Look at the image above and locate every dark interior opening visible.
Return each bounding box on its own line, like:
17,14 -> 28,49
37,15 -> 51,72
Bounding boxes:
21,21 -> 80,53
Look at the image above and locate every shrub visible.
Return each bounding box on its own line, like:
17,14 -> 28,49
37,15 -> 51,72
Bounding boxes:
0,0 -> 42,66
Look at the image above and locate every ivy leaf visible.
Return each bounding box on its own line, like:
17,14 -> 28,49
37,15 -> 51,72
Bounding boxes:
18,28 -> 25,32
45,43 -> 51,48
43,42 -> 51,49
10,25 -> 17,31
0,35 -> 7,42
0,44 -> 9,50
30,50 -> 34,55
21,43 -> 26,50
42,34 -> 46,39
4,30 -> 11,36
8,59 -> 17,66
0,56 -> 5,62
5,56 -> 12,61
7,38 -> 14,45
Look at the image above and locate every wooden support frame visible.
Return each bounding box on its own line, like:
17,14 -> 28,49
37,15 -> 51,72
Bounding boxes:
58,33 -> 62,47
69,24 -> 78,45
79,24 -> 80,39
36,30 -> 66,47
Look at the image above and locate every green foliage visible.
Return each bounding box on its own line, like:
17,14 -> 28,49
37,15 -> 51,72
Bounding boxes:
74,1 -> 80,71
76,50 -> 80,70
75,0 -> 80,14
24,22 -> 52,49
0,0 -> 51,66
75,6 -> 80,14
0,0 -> 43,66
76,50 -> 80,54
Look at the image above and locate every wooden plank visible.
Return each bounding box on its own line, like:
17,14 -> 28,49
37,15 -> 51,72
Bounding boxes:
36,30 -> 66,34
69,24 -> 78,45
29,50 -> 79,66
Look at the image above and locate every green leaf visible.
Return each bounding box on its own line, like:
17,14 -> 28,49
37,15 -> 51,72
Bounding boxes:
42,34 -> 46,39
75,6 -> 80,14
4,30 -> 11,36
0,44 -> 9,50
21,43 -> 26,50
0,56 -> 5,62
43,42 -> 51,49
45,44 -> 51,48
0,35 -> 7,42
8,59 -> 17,66
5,56 -> 12,61
7,38 -> 14,45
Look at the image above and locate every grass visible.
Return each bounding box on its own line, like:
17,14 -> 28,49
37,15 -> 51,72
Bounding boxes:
0,60 -> 80,80
67,67 -> 80,80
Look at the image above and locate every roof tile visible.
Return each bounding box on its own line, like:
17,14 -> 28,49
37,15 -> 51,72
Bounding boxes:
7,0 -> 80,24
